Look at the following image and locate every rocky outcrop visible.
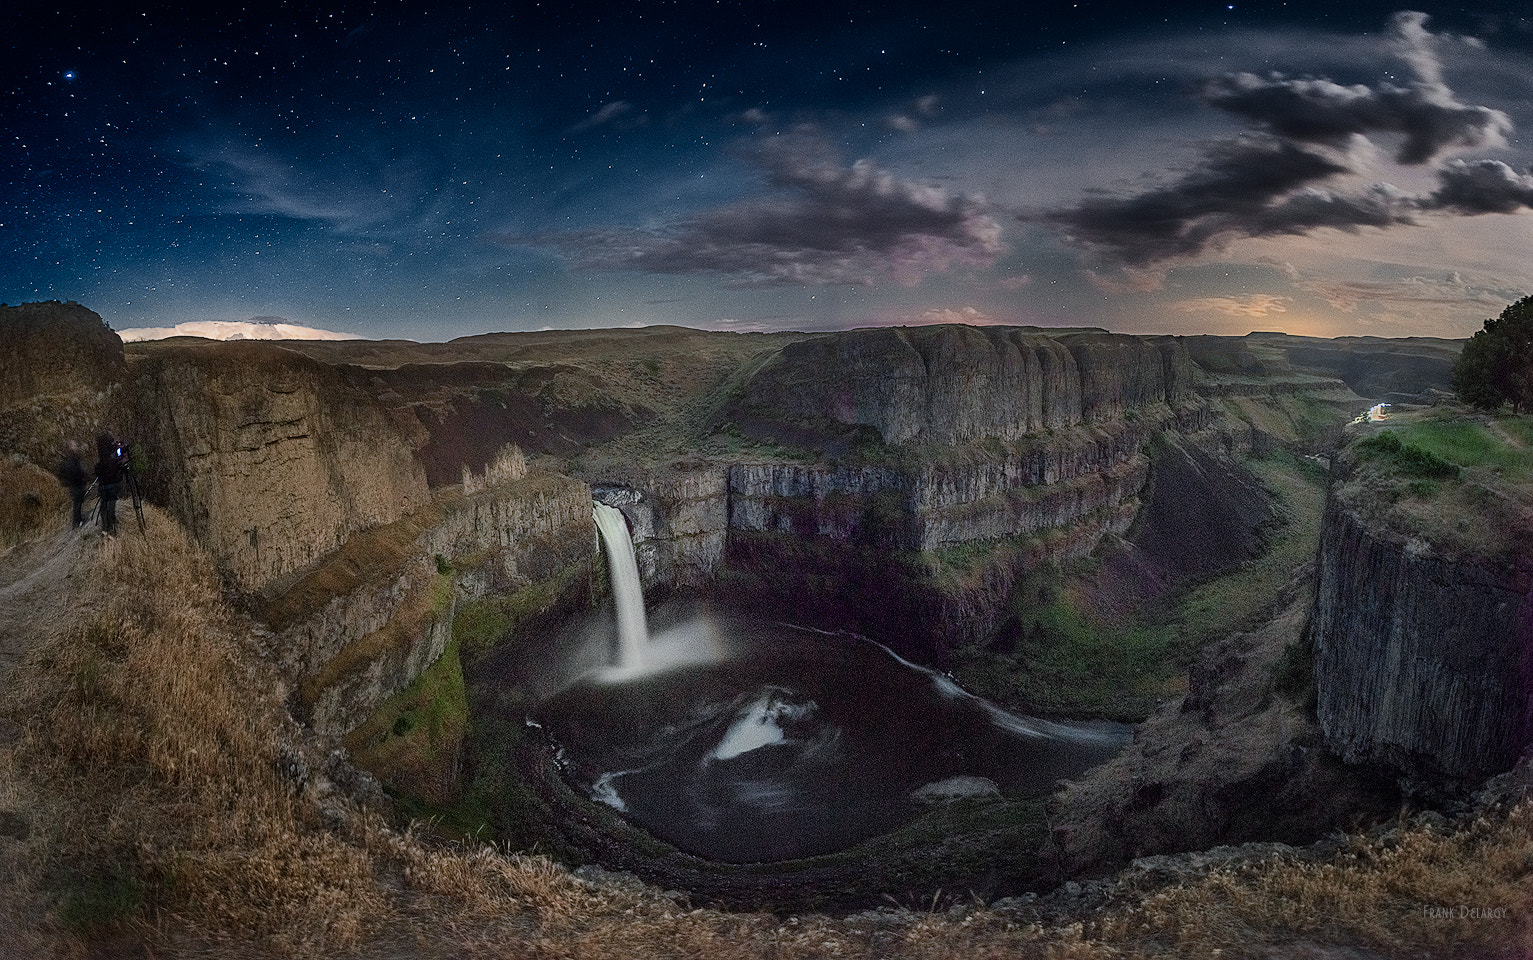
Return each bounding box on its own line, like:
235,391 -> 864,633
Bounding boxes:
736,325 -> 1191,445
1311,495 -> 1533,786
426,473 -> 595,597
1048,570 -> 1400,878
593,471 -> 729,589
127,341 -> 431,593
0,301 -> 127,467
265,472 -> 595,737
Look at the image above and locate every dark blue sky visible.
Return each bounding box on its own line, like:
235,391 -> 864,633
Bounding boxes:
5,1 -> 1532,341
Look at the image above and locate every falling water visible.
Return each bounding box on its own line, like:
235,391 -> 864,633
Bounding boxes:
593,501 -> 649,671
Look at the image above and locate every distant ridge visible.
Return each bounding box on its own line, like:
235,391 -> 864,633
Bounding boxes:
116,317 -> 362,342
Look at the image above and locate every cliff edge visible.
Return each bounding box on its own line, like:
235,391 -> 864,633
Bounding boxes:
0,301 -> 127,467
1311,411 -> 1533,788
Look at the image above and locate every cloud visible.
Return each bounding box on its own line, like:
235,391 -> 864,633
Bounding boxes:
116,319 -> 362,342
1043,137 -> 1363,267
1038,12 -> 1526,273
504,136 -> 1005,286
1424,159 -> 1533,214
885,94 -> 941,133
570,100 -> 641,133
1200,13 -> 1510,165
197,145 -> 413,234
1279,268 -> 1519,315
1174,294 -> 1293,318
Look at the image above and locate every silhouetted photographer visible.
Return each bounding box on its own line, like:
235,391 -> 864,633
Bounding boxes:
57,439 -> 89,529
94,434 -> 145,537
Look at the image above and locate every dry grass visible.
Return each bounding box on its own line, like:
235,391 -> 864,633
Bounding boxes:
0,460 -> 66,549
2,506 -> 1529,959
1095,803 -> 1533,959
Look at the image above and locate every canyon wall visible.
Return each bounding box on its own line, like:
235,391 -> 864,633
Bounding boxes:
594,470 -> 728,589
1311,488 -> 1533,786
687,325 -> 1219,654
126,341 -> 432,593
736,325 -> 1190,445
263,472 -> 594,738
569,324 -> 1353,662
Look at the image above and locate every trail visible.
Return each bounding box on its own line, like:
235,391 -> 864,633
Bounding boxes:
0,526 -> 104,959
0,526 -> 98,679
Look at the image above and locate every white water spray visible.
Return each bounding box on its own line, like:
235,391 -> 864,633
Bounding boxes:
593,501 -> 649,671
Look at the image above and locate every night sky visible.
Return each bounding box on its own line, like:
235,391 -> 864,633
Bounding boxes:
5,1 -> 1532,342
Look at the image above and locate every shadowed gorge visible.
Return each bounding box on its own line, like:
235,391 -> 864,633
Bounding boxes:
2,301 -> 1530,957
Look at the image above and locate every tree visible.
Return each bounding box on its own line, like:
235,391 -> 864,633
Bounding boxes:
1453,295 -> 1533,414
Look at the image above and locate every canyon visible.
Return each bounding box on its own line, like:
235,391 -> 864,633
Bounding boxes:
2,299 -> 1521,905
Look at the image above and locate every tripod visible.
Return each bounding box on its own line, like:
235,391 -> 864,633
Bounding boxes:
123,465 -> 146,536
83,468 -> 146,536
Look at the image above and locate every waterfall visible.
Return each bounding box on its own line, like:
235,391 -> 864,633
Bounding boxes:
593,501 -> 649,671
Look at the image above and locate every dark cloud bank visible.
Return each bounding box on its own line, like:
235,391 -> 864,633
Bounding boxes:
1042,11 -> 1533,271
495,11 -> 1530,298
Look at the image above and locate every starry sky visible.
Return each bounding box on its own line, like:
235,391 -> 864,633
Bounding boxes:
5,1 -> 1533,342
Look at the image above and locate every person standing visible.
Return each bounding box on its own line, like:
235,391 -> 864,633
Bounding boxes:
57,440 -> 89,528
94,433 -> 123,537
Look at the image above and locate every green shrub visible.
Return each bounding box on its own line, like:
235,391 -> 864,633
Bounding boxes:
1356,430 -> 1461,480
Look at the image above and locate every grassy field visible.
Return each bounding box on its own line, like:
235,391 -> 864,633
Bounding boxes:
1368,412 -> 1533,484
1347,409 -> 1533,560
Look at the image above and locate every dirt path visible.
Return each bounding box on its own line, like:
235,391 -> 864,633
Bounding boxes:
0,526 -> 97,679
0,527 -> 101,958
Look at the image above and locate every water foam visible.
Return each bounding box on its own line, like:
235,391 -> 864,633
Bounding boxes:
709,689 -> 817,761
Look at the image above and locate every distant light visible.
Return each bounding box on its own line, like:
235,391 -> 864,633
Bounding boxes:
63,70 -> 76,80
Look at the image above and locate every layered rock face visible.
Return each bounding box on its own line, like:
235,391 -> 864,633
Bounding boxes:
697,325 -> 1207,652
0,301 -> 127,466
127,341 -> 431,593
268,473 -> 595,737
724,423 -> 1154,553
739,325 -> 1190,444
593,470 -> 728,589
1311,496 -> 1533,785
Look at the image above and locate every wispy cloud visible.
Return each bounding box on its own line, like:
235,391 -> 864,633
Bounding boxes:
195,144 -> 416,234
500,134 -> 1005,286
1174,294 -> 1292,317
570,100 -> 645,133
1279,267 -> 1518,315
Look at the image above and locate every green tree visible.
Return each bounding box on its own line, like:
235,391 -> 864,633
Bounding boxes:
1453,296 -> 1533,414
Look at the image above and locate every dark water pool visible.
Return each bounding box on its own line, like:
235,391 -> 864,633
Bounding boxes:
530,604 -> 1130,864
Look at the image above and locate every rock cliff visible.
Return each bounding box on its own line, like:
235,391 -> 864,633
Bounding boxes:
733,325 -> 1190,446
125,340 -> 432,593
592,470 -> 728,589
1311,452 -> 1533,786
0,301 -> 127,467
259,471 -> 594,741
1048,567 -> 1400,877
